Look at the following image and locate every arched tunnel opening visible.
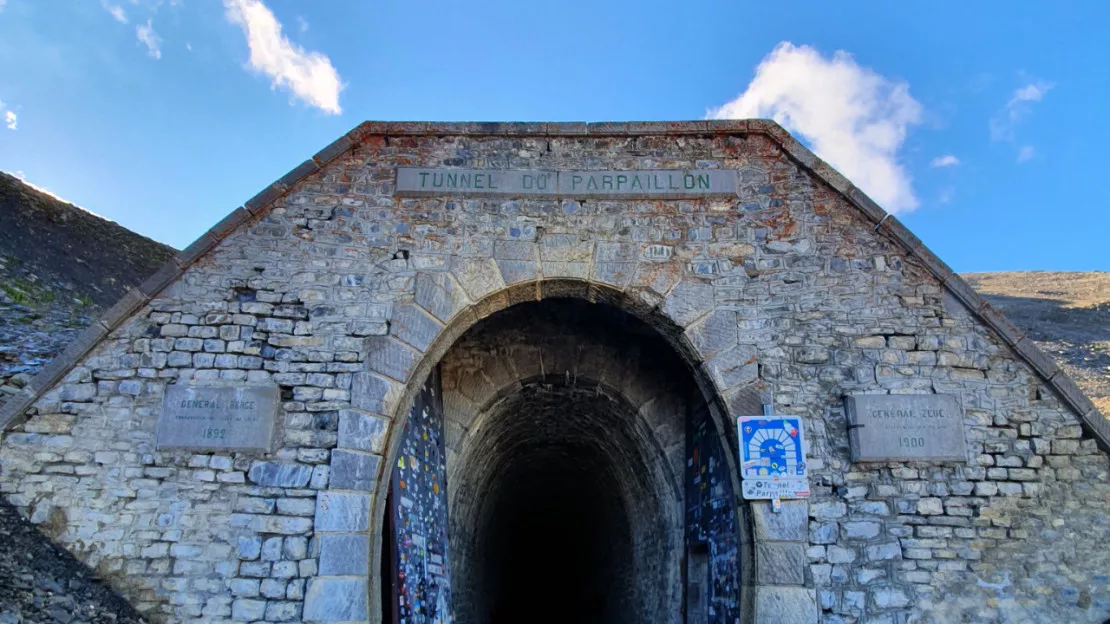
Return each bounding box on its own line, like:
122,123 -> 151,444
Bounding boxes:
444,299 -> 693,624
455,385 -> 670,624
381,295 -> 746,624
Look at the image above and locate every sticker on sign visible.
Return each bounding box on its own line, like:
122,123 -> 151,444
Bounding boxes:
741,478 -> 811,500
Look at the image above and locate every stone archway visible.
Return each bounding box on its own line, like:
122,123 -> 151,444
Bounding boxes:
334,278 -> 761,623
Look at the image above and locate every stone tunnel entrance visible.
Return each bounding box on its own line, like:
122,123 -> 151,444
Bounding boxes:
382,294 -> 745,624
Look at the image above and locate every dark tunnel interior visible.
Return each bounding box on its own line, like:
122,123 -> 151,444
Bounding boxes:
443,299 -> 697,624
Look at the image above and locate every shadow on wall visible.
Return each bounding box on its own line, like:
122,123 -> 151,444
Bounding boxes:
0,499 -> 146,622
973,292 -> 1110,413
975,293 -> 1110,344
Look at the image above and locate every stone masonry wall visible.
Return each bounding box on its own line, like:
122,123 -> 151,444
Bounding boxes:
1,125 -> 1108,623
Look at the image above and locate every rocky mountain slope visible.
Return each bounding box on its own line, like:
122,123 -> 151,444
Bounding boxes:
0,172 -> 175,409
964,271 -> 1110,416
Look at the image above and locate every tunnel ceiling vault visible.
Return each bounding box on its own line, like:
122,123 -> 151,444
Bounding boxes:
450,383 -> 679,624
439,298 -> 704,624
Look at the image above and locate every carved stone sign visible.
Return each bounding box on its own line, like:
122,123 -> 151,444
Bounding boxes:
395,168 -> 738,199
157,385 -> 279,451
845,394 -> 967,462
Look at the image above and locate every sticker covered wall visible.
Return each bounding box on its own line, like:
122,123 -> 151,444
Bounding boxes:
388,368 -> 452,624
685,403 -> 741,624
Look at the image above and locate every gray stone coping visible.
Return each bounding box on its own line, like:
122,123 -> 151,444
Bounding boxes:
2,119 -> 1105,454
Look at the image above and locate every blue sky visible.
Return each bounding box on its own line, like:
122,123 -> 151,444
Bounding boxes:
0,1 -> 1106,272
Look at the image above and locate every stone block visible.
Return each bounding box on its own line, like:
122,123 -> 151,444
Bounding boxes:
827,545 -> 856,564
865,541 -> 902,561
312,134 -> 354,166
703,345 -> 758,391
1049,370 -> 1097,417
244,182 -> 286,215
660,279 -> 714,327
942,274 -> 984,313
365,337 -> 418,382
139,261 -> 182,297
232,598 -> 267,620
248,462 -> 313,488
230,578 -> 260,597
879,215 -> 922,254
842,521 -> 881,540
414,272 -> 468,323
871,585 -> 910,608
252,515 -> 313,535
350,372 -> 401,416
260,578 -> 286,599
591,262 -> 636,288
276,498 -> 316,517
977,301 -> 1024,346
847,186 -> 887,225
318,533 -> 369,576
98,288 -> 149,332
390,303 -> 443,352
496,259 -> 538,285
207,206 -> 251,241
261,536 -> 283,561
177,232 -> 219,267
283,536 -> 308,560
751,500 -> 808,541
685,309 -> 738,359
450,256 -> 506,301
756,541 -> 806,585
338,410 -> 389,453
276,159 -> 320,189
314,491 -> 371,532
329,449 -> 380,492
237,536 -> 261,560
755,586 -> 818,624
303,577 -> 369,621
265,601 -> 302,622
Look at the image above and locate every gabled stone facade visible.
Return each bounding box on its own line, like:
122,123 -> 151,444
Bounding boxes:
1,120 -> 1107,624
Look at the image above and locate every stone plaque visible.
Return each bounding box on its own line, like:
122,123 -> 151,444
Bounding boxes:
157,385 -> 279,451
844,394 -> 967,462
395,168 -> 738,199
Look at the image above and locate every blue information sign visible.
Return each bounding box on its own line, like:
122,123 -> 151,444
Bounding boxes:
737,416 -> 807,480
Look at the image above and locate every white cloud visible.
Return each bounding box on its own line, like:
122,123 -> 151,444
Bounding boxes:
103,2 -> 128,23
136,19 -> 162,59
938,187 -> 955,205
709,42 -> 922,213
0,99 -> 15,130
1017,145 -> 1035,163
990,80 -> 1053,142
296,15 -> 308,33
0,0 -> 7,12
930,154 -> 960,168
223,0 -> 343,115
